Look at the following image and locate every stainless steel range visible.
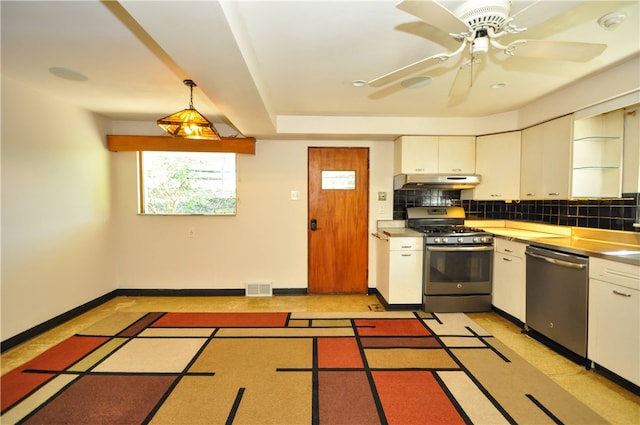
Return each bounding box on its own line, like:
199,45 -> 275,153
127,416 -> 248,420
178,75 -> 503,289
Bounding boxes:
407,206 -> 493,313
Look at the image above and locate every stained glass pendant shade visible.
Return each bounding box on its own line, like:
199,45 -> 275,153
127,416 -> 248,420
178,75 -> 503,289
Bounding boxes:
157,79 -> 220,140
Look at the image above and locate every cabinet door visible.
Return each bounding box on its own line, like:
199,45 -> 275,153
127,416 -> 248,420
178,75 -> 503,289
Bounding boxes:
588,279 -> 640,385
394,136 -> 438,174
540,115 -> 572,198
376,238 -> 391,302
521,116 -> 572,199
438,136 -> 476,174
471,132 -> 521,200
520,124 -> 544,198
493,239 -> 526,321
388,250 -> 423,304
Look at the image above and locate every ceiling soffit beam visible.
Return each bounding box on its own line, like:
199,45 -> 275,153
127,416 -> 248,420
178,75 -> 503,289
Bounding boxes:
107,135 -> 255,154
119,0 -> 276,137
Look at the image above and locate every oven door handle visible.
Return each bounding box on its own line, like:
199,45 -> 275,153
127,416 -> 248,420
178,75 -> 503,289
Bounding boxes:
427,245 -> 493,252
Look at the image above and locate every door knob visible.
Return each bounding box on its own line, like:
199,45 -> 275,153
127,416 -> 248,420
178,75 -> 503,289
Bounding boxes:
310,219 -> 318,231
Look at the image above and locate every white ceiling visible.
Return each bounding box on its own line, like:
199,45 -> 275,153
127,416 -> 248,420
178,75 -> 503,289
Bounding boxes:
2,1 -> 639,139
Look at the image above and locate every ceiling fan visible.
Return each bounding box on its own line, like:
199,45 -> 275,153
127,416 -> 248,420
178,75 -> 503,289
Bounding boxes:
368,0 -> 607,97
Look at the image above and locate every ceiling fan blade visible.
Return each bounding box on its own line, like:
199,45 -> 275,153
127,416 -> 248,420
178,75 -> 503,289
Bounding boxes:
449,59 -> 475,98
506,39 -> 606,62
368,54 -> 448,88
396,0 -> 469,35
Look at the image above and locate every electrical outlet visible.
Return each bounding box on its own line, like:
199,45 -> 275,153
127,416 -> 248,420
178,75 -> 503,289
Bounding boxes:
377,192 -> 387,201
187,227 -> 195,238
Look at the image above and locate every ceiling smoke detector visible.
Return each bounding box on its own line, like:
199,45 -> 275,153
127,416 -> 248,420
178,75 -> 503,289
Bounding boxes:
454,0 -> 511,32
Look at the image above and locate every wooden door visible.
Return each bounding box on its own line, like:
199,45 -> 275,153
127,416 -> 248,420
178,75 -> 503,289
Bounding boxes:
308,147 -> 369,293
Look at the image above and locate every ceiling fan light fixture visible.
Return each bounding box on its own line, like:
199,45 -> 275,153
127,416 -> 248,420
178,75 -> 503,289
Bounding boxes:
157,79 -> 220,140
351,80 -> 367,87
598,11 -> 627,30
401,76 -> 432,89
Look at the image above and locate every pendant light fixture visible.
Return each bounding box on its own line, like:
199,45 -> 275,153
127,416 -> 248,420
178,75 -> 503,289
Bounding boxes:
157,79 -> 220,140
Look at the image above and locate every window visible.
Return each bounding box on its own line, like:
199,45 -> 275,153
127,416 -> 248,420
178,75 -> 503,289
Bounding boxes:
139,151 -> 236,215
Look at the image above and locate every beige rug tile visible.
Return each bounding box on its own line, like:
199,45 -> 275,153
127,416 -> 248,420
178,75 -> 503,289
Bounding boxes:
77,312 -> 147,336
93,338 -> 207,373
365,348 -> 459,369
440,336 -> 487,348
215,327 -> 354,337
438,370 -> 510,425
139,328 -> 215,337
426,313 -> 491,337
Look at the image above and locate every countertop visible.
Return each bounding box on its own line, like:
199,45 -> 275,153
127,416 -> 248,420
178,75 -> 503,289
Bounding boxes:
375,228 -> 424,238
525,237 -> 640,266
474,222 -> 640,267
375,219 -> 640,267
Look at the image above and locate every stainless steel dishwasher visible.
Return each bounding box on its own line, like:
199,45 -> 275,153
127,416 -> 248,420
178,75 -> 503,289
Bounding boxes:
525,245 -> 589,357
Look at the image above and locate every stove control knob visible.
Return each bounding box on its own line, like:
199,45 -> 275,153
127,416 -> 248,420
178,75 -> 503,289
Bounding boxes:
458,237 -> 464,243
482,236 -> 493,243
472,237 -> 481,243
434,237 -> 441,243
442,237 -> 448,244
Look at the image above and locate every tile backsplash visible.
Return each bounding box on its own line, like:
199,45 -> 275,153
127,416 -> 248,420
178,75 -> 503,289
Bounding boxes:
393,189 -> 640,232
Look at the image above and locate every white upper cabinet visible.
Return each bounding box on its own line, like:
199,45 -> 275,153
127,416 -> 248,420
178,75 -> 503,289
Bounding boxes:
394,136 -> 475,175
572,109 -> 624,198
520,115 -> 573,199
462,131 -> 521,200
438,136 -> 476,174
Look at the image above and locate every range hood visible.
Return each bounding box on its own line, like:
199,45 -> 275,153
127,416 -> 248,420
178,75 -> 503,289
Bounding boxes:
394,174 -> 481,190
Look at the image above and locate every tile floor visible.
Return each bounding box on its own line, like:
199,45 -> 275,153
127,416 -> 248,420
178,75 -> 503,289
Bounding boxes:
2,295 -> 639,424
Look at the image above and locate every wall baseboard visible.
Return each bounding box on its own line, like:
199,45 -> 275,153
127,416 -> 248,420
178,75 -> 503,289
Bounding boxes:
0,287 -> 316,352
1,290 -> 119,353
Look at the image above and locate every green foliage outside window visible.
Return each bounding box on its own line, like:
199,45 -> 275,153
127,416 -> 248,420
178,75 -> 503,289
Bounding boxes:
140,151 -> 236,215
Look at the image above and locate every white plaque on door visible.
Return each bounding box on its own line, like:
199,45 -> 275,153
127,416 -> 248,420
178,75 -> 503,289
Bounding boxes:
321,171 -> 356,190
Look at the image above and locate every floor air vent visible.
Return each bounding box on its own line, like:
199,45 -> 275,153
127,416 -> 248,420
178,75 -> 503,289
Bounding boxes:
245,282 -> 273,297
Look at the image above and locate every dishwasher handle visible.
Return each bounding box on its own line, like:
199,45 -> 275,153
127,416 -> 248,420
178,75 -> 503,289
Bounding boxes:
525,250 -> 586,270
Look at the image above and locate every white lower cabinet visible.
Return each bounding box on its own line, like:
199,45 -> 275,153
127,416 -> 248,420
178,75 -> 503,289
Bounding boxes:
588,258 -> 640,386
376,236 -> 423,305
492,238 -> 527,322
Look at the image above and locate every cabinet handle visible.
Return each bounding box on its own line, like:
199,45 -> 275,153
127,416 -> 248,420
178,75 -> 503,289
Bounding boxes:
502,257 -> 513,262
504,248 -> 513,253
548,192 -> 560,196
490,194 -> 502,197
526,193 -> 536,196
401,254 -> 412,257
613,290 -> 632,297
401,245 -> 412,248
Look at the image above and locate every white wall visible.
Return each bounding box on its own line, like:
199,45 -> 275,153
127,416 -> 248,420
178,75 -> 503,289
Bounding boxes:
1,77 -> 116,340
111,121 -> 395,290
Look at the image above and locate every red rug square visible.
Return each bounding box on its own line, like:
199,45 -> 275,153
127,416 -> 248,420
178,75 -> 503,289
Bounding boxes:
317,337 -> 363,368
373,371 -> 465,425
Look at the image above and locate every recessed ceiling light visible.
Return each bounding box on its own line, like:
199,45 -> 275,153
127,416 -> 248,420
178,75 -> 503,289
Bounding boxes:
48,67 -> 88,82
351,80 -> 367,88
491,82 -> 508,89
598,11 -> 627,29
401,76 -> 432,89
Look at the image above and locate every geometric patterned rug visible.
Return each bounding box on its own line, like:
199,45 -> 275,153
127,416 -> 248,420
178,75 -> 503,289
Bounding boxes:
1,311 -> 608,424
